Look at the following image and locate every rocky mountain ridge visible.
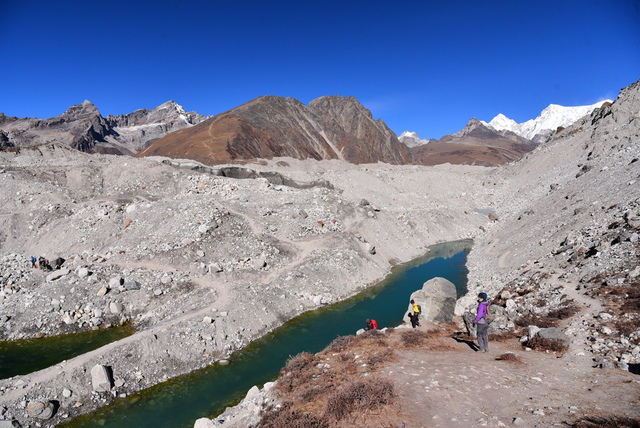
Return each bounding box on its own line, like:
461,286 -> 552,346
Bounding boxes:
0,100 -> 207,155
137,95 -> 413,165
409,118 -> 538,166
2,95 -> 552,167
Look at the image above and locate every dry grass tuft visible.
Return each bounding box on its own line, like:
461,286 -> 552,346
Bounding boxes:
399,329 -> 430,348
514,313 -> 558,328
255,402 -> 329,428
324,378 -> 395,421
495,353 -> 523,363
525,335 -> 569,353
615,317 -> 640,338
570,415 -> 640,427
276,352 -> 319,393
325,336 -> 355,353
547,303 -> 581,320
366,348 -> 397,368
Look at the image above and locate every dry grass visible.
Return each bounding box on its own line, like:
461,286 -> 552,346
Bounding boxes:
495,353 -> 523,363
324,378 -> 395,422
570,415 -> 640,427
515,302 -> 581,329
262,330 -> 399,427
255,402 -> 329,428
547,303 -> 581,320
514,313 -> 558,328
525,335 -> 569,353
399,329 -> 430,348
615,317 -> 640,338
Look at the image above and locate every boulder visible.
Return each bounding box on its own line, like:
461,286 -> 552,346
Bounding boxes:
110,302 -> 123,314
0,420 -> 21,428
536,327 -> 571,348
46,268 -> 69,282
194,418 -> 215,428
91,364 -> 113,392
403,277 -> 456,324
27,400 -> 56,419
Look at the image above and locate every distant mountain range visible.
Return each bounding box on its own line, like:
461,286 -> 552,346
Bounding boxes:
0,100 -> 207,155
0,97 -> 611,167
481,100 -> 612,143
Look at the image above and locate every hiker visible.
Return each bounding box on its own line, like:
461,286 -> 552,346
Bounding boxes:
408,312 -> 419,328
365,318 -> 378,330
410,299 -> 421,326
473,292 -> 490,352
30,256 -> 37,268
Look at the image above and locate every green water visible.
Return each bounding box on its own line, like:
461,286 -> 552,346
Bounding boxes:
0,324 -> 135,380
60,240 -> 471,428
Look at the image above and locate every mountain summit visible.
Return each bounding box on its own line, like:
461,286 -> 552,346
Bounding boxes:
482,100 -> 612,142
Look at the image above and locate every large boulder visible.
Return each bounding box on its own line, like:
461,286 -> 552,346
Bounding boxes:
402,277 -> 457,324
536,327 -> 571,348
463,304 -> 510,336
90,364 -> 113,392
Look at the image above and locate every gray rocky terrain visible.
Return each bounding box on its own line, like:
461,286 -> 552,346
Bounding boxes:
0,79 -> 638,427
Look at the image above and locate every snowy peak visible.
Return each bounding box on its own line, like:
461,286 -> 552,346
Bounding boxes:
485,113 -> 518,131
398,130 -> 430,147
482,100 -> 612,141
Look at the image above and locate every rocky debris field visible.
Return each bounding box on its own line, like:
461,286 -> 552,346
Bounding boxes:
0,143 -> 492,426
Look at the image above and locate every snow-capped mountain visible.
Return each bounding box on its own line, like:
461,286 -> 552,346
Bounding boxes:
398,130 -> 431,147
482,100 -> 612,142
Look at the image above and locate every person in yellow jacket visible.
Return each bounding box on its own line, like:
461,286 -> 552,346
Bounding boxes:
410,299 -> 421,327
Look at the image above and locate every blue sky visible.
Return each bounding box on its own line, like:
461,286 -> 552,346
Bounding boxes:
1,1 -> 639,139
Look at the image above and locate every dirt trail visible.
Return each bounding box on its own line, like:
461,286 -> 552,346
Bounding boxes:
386,332 -> 640,427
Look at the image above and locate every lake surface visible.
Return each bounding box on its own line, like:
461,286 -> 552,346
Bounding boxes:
59,239 -> 471,428
0,324 -> 135,380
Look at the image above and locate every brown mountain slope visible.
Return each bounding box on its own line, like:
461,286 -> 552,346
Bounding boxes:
136,95 -> 413,165
411,118 -> 537,166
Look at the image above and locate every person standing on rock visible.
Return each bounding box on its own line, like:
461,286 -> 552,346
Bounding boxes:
408,311 -> 419,328
473,292 -> 490,352
410,299 -> 421,326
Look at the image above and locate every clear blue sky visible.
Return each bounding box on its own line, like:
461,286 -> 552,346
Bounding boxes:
1,1 -> 639,139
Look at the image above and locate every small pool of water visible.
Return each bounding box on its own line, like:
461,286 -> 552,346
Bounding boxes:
0,324 -> 136,380
59,239 -> 471,428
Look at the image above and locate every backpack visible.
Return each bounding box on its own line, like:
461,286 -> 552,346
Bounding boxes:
413,303 -> 421,315
485,304 -> 494,324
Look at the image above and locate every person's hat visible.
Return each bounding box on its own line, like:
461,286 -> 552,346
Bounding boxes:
478,292 -> 488,301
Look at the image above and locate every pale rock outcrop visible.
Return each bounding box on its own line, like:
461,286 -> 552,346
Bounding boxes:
403,277 -> 457,324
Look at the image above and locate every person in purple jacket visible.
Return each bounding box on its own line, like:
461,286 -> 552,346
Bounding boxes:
473,292 -> 490,352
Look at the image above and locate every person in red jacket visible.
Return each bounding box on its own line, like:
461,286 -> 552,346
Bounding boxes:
365,319 -> 378,330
